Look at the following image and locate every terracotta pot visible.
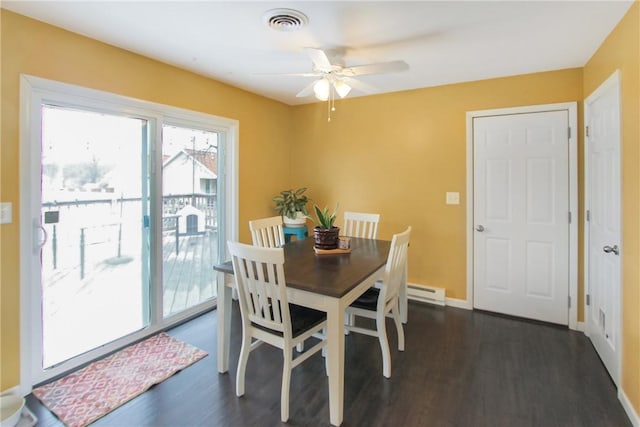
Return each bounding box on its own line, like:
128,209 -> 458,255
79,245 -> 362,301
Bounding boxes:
313,226 -> 340,249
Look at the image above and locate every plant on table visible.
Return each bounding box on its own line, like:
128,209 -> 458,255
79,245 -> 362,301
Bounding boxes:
312,204 -> 340,249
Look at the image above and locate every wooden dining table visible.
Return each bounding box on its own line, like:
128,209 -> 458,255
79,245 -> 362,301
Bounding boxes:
214,237 -> 391,426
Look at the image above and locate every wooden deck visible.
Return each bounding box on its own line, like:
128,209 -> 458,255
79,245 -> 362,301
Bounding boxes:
162,229 -> 218,316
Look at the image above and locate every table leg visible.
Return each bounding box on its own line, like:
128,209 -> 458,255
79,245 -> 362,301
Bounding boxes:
326,301 -> 345,426
217,271 -> 232,373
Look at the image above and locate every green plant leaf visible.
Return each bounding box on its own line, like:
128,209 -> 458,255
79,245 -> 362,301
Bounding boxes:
313,203 -> 338,229
273,187 -> 311,220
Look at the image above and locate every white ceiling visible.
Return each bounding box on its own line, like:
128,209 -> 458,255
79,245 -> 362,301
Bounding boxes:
3,1 -> 634,105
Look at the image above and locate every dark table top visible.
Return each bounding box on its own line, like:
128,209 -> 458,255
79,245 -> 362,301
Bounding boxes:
214,237 -> 391,298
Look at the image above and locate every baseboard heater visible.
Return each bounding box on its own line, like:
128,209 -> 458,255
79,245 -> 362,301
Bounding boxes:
407,284 -> 446,306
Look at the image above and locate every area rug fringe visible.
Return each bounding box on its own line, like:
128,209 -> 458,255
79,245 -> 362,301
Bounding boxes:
33,332 -> 207,427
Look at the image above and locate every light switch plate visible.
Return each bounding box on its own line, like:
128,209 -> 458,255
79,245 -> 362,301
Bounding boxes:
446,192 -> 460,205
0,202 -> 12,224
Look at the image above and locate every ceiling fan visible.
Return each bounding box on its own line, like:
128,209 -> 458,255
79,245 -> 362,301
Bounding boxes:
277,48 -> 409,101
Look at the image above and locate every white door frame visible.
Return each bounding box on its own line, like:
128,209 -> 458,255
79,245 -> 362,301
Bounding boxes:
583,69 -> 622,386
465,102 -> 578,330
18,75 -> 239,393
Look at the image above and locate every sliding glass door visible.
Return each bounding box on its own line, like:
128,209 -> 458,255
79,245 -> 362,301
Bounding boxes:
40,105 -> 150,369
161,125 -> 219,318
21,76 -> 238,386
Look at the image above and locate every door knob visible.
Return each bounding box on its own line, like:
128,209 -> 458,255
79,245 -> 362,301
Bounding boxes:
475,225 -> 485,232
603,245 -> 619,255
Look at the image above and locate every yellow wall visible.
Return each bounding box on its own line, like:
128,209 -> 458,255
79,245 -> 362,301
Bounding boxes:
584,2 -> 640,416
0,10 -> 293,390
2,5 -> 639,419
291,5 -> 639,416
291,69 -> 583,300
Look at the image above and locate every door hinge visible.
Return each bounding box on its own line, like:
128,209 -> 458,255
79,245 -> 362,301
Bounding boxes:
568,127 -> 571,139
586,209 -> 591,222
568,211 -> 572,224
568,296 -> 571,308
586,125 -> 590,137
586,294 -> 591,306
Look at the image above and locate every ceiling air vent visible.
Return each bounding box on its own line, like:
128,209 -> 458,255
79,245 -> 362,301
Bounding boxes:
263,8 -> 308,32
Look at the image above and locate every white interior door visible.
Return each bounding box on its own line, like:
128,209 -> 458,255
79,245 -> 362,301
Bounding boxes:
473,110 -> 570,325
585,71 -> 621,385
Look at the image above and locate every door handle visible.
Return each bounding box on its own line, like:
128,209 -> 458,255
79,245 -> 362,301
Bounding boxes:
603,245 -> 619,255
33,220 -> 48,251
475,225 -> 485,232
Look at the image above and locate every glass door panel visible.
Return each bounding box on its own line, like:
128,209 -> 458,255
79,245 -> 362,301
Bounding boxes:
161,125 -> 218,318
40,105 -> 149,368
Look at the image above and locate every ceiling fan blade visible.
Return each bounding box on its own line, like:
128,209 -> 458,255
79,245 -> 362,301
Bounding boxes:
341,60 -> 409,77
255,72 -> 320,77
341,77 -> 377,94
305,48 -> 332,71
296,80 -> 318,98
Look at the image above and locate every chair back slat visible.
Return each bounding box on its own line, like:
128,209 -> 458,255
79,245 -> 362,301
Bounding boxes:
379,227 -> 411,305
228,241 -> 290,336
343,211 -> 380,239
249,216 -> 286,248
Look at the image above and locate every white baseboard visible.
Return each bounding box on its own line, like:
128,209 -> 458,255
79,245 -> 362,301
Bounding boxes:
574,321 -> 585,332
407,283 -> 445,306
446,297 -> 472,310
405,281 -> 473,310
620,388 -> 640,427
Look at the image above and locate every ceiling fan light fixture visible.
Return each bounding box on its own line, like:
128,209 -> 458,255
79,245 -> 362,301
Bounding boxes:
313,78 -> 330,101
334,80 -> 352,98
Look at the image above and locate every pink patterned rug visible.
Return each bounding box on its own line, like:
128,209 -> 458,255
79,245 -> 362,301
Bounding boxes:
33,332 -> 207,427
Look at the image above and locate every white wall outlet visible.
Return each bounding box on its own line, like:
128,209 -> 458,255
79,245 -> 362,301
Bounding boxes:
0,202 -> 12,224
446,192 -> 460,205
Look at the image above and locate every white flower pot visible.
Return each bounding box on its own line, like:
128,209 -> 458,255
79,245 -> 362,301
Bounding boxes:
283,211 -> 307,227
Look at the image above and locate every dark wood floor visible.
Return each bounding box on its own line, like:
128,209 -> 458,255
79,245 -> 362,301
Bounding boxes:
27,302 -> 631,427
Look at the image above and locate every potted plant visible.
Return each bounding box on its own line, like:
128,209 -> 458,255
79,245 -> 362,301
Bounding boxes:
273,188 -> 310,226
312,204 -> 340,249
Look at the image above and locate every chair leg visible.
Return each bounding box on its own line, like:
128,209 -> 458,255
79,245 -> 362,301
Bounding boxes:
236,332 -> 252,397
345,313 -> 354,334
325,350 -> 329,376
392,304 -> 405,351
281,348 -> 293,422
321,327 -> 327,358
377,311 -> 392,378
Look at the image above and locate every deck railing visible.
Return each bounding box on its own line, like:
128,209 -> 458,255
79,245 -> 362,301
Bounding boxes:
42,193 -> 217,277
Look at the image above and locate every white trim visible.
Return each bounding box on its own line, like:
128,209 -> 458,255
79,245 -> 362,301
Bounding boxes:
574,321 -> 585,332
583,69 -> 622,387
445,297 -> 473,310
406,283 -> 445,306
19,75 -> 239,389
620,388 -> 640,427
465,102 -> 579,329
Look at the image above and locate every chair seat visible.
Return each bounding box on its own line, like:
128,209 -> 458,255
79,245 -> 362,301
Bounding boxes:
350,287 -> 380,311
253,304 -> 326,338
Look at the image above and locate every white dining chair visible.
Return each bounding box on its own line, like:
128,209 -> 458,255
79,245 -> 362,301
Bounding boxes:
249,216 -> 285,248
342,211 -> 380,239
227,241 -> 327,423
344,226 -> 411,378
343,211 -> 381,328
